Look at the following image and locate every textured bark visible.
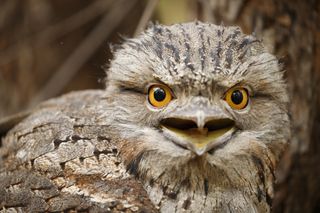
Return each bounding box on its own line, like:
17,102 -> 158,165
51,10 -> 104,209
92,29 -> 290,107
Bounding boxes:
202,0 -> 320,212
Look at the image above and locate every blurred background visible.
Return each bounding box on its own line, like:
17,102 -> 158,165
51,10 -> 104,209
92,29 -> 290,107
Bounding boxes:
0,0 -> 319,212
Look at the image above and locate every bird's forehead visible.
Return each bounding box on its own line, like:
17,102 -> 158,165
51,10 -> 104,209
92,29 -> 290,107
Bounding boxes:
108,22 -> 271,93
122,22 -> 264,86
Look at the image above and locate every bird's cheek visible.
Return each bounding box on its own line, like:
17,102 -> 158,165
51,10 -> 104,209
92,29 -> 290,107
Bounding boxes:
110,94 -> 150,124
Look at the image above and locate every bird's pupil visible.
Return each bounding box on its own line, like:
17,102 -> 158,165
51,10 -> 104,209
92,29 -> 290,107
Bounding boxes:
231,90 -> 243,105
154,88 -> 166,102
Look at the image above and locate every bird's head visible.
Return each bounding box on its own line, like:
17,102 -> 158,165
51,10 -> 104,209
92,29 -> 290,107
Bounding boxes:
103,22 -> 290,194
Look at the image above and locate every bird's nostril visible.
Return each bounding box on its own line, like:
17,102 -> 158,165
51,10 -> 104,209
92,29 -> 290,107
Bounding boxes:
160,118 -> 198,130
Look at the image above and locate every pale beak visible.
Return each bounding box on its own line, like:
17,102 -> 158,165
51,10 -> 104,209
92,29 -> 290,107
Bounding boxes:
160,110 -> 235,155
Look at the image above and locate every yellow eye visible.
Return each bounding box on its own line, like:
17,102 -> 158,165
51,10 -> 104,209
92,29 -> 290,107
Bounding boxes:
148,84 -> 173,108
225,87 -> 249,110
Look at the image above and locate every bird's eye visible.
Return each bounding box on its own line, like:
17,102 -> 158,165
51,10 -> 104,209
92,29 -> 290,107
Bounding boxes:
148,84 -> 173,108
224,87 -> 249,110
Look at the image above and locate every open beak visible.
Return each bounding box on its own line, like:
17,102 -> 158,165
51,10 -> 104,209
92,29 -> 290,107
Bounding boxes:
160,109 -> 235,155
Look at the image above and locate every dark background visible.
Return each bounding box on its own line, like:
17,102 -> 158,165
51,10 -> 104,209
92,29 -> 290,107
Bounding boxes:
0,0 -> 319,212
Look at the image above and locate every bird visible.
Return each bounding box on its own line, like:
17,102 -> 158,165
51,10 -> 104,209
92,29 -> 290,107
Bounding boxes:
0,22 -> 290,212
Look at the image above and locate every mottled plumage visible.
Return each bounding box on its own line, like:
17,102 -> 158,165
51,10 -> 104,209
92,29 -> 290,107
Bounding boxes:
0,22 -> 290,212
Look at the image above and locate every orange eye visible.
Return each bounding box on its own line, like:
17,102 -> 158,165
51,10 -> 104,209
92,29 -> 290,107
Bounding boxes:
225,87 -> 249,110
148,84 -> 172,108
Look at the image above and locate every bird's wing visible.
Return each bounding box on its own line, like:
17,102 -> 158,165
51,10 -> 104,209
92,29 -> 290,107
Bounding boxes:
0,169 -> 156,212
0,90 -> 156,212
